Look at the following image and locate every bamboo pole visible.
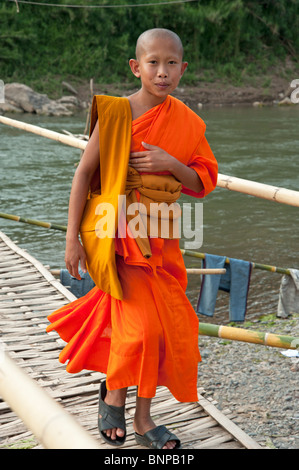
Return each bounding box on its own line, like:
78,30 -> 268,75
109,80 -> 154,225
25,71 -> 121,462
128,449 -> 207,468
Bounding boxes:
0,212 -> 67,231
198,322 -> 299,350
181,248 -> 292,276
0,350 -> 100,449
0,115 -> 87,151
186,268 -> 227,274
1,115 -> 299,207
217,173 -> 299,207
50,267 -> 226,276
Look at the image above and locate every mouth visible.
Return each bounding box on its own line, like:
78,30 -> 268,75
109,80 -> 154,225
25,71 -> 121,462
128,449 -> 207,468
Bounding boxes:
155,82 -> 169,89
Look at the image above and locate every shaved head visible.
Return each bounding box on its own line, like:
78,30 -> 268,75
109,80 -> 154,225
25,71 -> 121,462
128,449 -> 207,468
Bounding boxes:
135,28 -> 184,61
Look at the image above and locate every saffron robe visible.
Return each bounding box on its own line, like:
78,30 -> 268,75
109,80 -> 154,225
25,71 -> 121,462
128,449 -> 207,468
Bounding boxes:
46,95 -> 218,402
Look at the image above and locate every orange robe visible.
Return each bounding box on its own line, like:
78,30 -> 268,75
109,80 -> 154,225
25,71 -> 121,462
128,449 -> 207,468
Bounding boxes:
46,95 -> 218,402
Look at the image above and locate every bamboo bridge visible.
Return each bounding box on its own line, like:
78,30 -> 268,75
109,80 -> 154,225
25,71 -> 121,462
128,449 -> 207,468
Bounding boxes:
0,230 -> 262,449
1,114 -> 298,450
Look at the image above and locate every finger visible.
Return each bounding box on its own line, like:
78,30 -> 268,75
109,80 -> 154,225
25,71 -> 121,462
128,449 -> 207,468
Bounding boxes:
142,141 -> 157,150
129,158 -> 149,167
130,166 -> 151,173
130,151 -> 148,158
72,265 -> 82,280
73,269 -> 82,280
141,142 -> 161,151
129,157 -> 147,164
67,262 -> 81,280
80,255 -> 87,274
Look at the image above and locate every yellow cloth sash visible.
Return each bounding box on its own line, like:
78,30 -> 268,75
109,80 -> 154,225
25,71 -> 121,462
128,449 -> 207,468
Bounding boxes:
79,95 -> 182,300
79,95 -> 132,300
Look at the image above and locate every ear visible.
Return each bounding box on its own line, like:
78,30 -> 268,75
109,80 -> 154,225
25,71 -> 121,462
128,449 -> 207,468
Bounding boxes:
180,61 -> 188,77
129,59 -> 141,78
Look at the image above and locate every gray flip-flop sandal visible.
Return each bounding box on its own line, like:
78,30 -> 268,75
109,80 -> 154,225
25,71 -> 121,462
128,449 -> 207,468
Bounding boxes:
98,380 -> 126,446
135,425 -> 181,449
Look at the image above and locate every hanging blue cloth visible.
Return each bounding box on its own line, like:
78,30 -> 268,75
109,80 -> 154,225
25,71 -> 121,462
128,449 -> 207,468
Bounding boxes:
60,268 -> 95,298
196,254 -> 252,322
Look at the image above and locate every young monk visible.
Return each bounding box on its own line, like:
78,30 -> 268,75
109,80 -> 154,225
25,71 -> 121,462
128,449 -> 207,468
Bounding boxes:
46,28 -> 218,449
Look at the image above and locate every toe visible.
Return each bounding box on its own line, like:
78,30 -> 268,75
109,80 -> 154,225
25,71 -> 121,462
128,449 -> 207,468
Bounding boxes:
117,428 -> 125,438
163,440 -> 177,449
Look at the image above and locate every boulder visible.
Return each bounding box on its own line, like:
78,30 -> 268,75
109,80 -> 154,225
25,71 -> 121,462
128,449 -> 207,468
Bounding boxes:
57,95 -> 80,109
0,83 -> 74,116
0,101 -> 23,113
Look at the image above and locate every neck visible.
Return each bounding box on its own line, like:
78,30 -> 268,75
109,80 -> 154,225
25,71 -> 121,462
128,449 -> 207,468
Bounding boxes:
128,89 -> 169,121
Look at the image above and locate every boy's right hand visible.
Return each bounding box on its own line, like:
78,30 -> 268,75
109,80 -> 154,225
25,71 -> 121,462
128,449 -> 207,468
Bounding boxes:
64,237 -> 87,280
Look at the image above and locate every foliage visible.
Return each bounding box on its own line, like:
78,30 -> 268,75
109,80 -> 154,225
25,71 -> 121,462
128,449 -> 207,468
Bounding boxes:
0,0 -> 298,87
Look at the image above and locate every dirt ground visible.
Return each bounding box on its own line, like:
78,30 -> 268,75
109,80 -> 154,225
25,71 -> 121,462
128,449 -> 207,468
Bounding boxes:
73,73 -> 297,109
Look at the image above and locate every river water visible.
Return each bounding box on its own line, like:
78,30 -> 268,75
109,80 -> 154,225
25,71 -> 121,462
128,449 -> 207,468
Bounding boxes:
1,105 -> 298,324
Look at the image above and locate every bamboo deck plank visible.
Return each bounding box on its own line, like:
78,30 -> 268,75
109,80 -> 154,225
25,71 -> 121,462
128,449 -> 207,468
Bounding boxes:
0,230 -> 262,449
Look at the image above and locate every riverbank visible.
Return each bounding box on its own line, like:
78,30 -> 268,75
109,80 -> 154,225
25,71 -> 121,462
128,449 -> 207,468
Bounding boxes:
75,73 -> 297,109
1,71 -> 298,117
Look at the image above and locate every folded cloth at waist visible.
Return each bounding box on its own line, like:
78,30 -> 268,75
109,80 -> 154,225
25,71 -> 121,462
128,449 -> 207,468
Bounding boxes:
123,167 -> 182,258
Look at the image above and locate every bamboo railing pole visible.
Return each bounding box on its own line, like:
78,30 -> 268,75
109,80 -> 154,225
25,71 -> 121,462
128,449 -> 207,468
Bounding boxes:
0,212 -> 67,231
186,268 -> 226,274
217,173 -> 299,207
198,322 -> 299,350
0,115 -> 87,151
181,249 -> 292,276
0,351 -> 100,449
1,115 -> 299,207
50,267 -> 226,276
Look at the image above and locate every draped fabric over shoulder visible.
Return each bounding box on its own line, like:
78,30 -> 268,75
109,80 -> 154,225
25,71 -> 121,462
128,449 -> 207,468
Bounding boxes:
46,95 -> 218,402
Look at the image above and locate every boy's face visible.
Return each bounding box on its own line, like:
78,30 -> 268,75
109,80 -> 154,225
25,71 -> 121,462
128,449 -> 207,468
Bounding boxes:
130,36 -> 188,102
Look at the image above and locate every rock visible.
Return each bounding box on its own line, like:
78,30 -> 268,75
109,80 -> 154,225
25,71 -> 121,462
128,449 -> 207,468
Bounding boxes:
57,95 -> 81,109
0,101 -> 23,114
253,101 -> 262,107
1,83 -> 74,116
197,102 -> 203,109
290,362 -> 299,372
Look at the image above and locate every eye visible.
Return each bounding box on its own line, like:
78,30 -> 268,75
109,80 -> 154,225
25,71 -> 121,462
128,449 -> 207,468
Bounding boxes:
149,60 -> 157,64
169,61 -> 177,65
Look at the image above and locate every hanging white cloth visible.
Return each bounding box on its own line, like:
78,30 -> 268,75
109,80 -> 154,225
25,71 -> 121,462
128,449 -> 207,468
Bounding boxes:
277,269 -> 299,318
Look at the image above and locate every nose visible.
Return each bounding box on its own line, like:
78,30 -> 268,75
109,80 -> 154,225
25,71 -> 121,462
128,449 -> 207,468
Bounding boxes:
157,65 -> 168,78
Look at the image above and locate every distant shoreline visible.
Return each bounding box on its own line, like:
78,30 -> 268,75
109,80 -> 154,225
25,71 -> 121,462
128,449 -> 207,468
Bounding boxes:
1,74 -> 298,117
74,74 -> 298,110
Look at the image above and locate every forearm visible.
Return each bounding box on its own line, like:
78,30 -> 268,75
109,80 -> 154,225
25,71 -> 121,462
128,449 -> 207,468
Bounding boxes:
169,157 -> 204,193
66,120 -> 100,240
130,143 -> 204,193
66,169 -> 90,240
